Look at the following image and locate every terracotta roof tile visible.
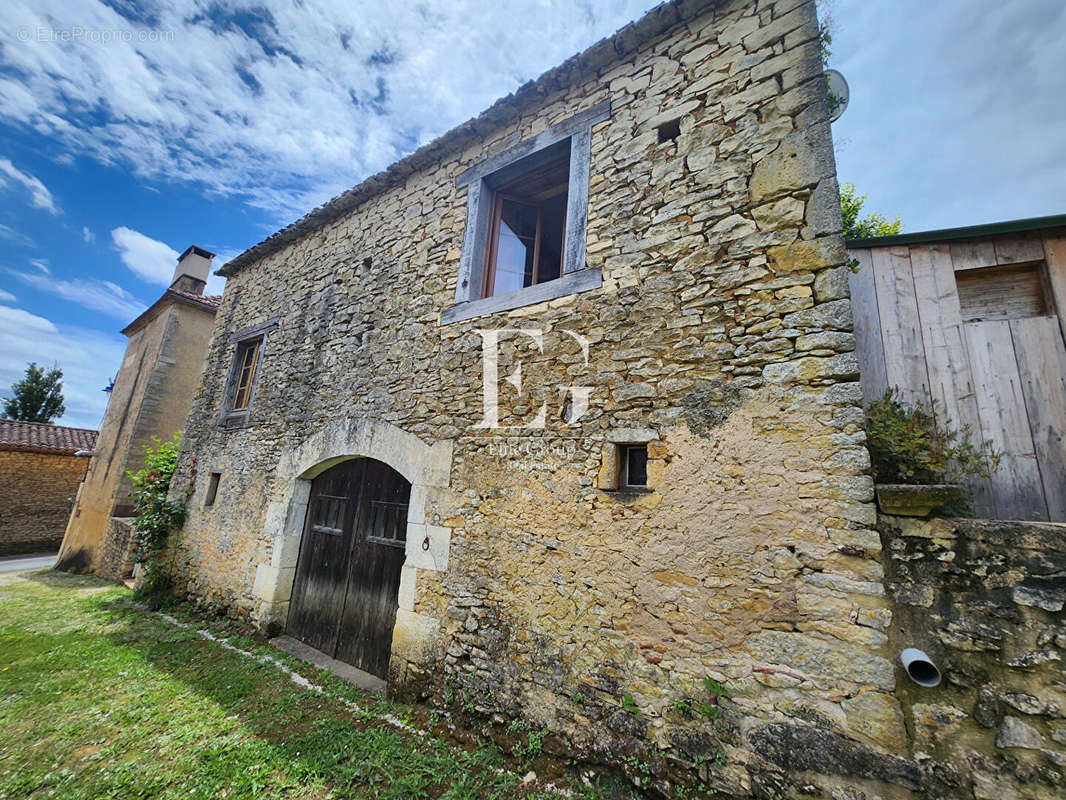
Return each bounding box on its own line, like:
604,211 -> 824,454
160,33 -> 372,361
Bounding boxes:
167,288 -> 222,307
0,419 -> 99,456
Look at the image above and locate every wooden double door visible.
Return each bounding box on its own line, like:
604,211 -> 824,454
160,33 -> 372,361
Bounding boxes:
287,459 -> 410,679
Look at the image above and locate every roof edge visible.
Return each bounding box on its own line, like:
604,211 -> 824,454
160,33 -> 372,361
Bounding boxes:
0,419 -> 99,456
121,289 -> 221,336
0,442 -> 92,456
179,244 -> 216,260
218,0 -> 723,278
846,213 -> 1066,249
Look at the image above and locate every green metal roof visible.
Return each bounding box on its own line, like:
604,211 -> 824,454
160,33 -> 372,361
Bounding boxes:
845,213 -> 1066,248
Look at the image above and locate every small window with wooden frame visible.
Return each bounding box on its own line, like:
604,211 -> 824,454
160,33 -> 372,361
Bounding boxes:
619,444 -> 649,489
219,319 -> 276,428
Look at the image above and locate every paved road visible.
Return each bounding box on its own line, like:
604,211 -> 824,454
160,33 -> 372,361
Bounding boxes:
0,553 -> 57,575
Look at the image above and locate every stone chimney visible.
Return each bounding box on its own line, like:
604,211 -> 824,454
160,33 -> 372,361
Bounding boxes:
170,245 -> 216,295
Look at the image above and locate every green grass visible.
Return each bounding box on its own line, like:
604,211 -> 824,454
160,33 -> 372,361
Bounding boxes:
0,570 -> 575,800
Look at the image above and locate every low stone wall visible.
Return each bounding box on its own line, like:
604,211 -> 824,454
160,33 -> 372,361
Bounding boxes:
0,450 -> 86,556
96,517 -> 137,582
880,515 -> 1066,799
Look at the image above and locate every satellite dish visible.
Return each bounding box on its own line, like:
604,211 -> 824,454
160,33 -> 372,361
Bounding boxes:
825,69 -> 850,122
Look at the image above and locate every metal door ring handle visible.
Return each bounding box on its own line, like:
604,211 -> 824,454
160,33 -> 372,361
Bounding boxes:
422,536 -> 430,551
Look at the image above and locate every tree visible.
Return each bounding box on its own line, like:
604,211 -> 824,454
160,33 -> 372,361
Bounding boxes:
2,362 -> 66,423
840,183 -> 904,239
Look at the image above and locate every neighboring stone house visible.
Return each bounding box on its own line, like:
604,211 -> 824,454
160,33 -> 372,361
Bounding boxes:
164,0 -> 1065,796
0,420 -> 96,556
57,247 -> 221,578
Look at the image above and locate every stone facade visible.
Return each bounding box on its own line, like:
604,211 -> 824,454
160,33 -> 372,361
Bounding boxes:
58,250 -> 219,577
167,0 -> 923,794
0,449 -> 90,556
880,515 -> 1066,800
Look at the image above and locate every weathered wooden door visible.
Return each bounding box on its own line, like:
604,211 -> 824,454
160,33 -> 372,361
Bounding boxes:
287,459 -> 410,678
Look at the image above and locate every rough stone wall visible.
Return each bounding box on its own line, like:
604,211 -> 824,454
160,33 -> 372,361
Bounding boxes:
96,518 -> 137,582
880,515 -> 1066,800
58,301 -> 217,573
170,1 -> 902,794
0,450 -> 87,556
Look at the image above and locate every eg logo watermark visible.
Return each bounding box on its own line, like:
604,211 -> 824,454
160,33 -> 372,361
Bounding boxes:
473,328 -> 592,430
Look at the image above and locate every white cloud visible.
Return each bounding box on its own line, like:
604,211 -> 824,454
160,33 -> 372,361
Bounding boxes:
0,0 -> 658,223
0,157 -> 59,214
82,226 -> 95,243
0,288 -> 15,303
111,226 -> 178,286
0,224 -> 34,248
0,304 -> 126,429
29,257 -> 50,275
10,269 -> 146,321
833,0 -> 1066,230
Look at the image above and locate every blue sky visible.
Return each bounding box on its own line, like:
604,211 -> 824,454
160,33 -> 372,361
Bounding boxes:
1,0 -> 1064,429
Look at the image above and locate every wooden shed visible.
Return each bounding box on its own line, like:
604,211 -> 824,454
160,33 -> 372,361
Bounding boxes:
847,214 -> 1066,522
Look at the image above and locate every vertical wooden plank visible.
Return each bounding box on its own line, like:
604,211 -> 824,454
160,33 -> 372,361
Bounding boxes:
1011,316 -> 1066,522
965,320 -> 1049,520
910,244 -> 994,515
871,246 -> 930,407
950,240 -> 998,271
994,233 -> 1045,265
1042,234 -> 1066,344
563,126 -> 592,274
847,247 -> 889,406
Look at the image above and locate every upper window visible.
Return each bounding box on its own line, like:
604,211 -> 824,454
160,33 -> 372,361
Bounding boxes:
441,101 -> 611,325
231,338 -> 261,411
219,319 -> 276,428
483,152 -> 569,297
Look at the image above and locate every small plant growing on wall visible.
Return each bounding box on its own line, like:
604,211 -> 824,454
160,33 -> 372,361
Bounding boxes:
702,676 -> 730,698
864,390 -> 999,484
128,434 -> 186,607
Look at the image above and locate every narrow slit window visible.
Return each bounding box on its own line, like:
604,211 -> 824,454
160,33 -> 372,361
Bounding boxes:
204,472 -> 221,507
231,338 -> 262,411
483,154 -> 569,298
620,445 -> 649,489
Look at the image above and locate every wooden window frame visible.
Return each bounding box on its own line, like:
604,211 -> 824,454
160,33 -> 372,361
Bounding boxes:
231,338 -> 261,411
483,194 -> 547,298
219,319 -> 277,428
441,101 -> 611,325
618,444 -> 649,490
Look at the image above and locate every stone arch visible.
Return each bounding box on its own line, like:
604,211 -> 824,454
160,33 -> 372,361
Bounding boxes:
249,417 -> 452,682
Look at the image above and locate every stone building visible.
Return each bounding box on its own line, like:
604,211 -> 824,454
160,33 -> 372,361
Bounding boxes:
0,419 -> 96,556
57,246 -> 221,578
166,0 -> 1065,796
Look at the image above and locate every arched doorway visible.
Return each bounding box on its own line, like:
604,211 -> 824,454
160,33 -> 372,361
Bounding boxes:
285,457 -> 410,679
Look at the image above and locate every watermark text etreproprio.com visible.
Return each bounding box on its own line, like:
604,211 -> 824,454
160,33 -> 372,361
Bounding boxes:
17,26 -> 175,44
